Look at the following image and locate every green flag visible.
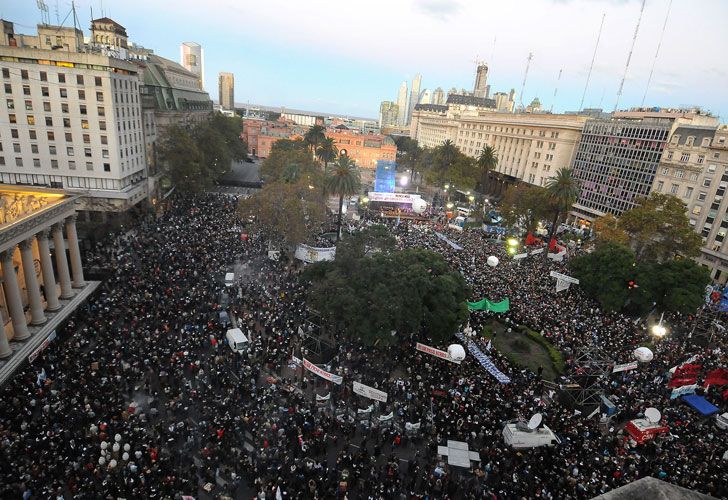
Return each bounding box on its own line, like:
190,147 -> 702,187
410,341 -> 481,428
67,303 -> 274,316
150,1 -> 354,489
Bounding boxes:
467,297 -> 510,312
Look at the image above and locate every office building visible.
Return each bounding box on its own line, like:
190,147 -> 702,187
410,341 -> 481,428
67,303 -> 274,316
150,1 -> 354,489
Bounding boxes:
0,19 -> 148,220
432,87 -> 445,106
378,101 -> 399,129
473,63 -> 489,98
218,72 -> 234,110
396,81 -> 408,127
180,42 -> 204,89
407,74 -> 422,126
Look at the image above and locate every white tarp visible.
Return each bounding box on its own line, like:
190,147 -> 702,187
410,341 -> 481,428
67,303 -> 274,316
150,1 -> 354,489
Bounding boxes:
353,381 -> 389,402
670,384 -> 698,399
303,358 -> 343,385
295,244 -> 336,264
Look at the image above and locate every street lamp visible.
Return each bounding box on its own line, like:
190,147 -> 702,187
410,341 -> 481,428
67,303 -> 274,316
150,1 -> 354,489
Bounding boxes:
652,312 -> 667,338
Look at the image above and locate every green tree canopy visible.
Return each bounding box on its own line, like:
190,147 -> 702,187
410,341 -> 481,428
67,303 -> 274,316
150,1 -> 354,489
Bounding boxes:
543,167 -> 581,250
476,145 -> 498,194
500,184 -> 548,233
325,156 -> 361,241
615,192 -> 702,262
158,125 -> 207,191
571,243 -> 637,311
302,246 -> 469,347
592,213 -> 629,247
629,258 -> 711,314
304,124 -> 326,153
261,139 -> 322,187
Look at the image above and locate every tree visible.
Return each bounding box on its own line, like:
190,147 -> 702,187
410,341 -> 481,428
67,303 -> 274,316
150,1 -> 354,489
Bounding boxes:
630,258 -> 711,314
325,156 -> 361,241
500,184 -> 548,233
571,243 -> 637,311
424,142 -> 477,190
304,124 -> 326,154
617,192 -> 702,262
544,167 -> 580,252
261,140 -> 322,187
158,125 -> 207,191
316,137 -> 338,177
593,213 -> 629,246
302,247 -> 469,347
476,146 -> 498,194
206,113 -> 247,162
237,179 -> 326,251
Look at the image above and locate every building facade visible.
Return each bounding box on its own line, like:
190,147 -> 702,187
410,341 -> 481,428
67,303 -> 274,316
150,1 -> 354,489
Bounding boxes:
218,72 -> 234,110
378,101 -> 399,129
406,74 -> 422,126
473,64 -> 489,98
396,81 -> 408,127
180,42 -> 204,89
650,123 -> 728,281
0,23 -> 148,220
432,87 -> 445,106
570,118 -> 672,221
327,127 -> 397,169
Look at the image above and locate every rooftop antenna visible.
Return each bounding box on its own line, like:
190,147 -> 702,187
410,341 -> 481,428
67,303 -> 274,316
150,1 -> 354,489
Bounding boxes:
54,0 -> 60,24
614,0 -> 646,112
518,52 -> 533,112
579,13 -> 605,111
550,68 -> 563,113
36,0 -> 50,25
641,0 -> 672,107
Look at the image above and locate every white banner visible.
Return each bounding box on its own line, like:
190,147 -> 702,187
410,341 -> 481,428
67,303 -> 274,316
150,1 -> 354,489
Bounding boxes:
316,392 -> 330,401
416,342 -> 461,364
378,411 -> 394,421
513,253 -> 529,260
547,252 -> 564,262
670,384 -> 698,399
368,191 -> 424,205
555,278 -> 571,292
549,271 -> 579,284
447,223 -> 464,232
295,244 -> 336,264
530,248 -> 544,255
357,405 -> 374,414
353,381 -> 389,402
303,358 -> 343,385
612,361 -> 639,373
405,422 -> 421,431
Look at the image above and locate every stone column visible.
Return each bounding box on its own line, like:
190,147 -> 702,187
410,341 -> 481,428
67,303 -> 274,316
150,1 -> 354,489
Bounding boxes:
65,215 -> 85,288
52,223 -> 74,299
19,239 -> 46,325
0,318 -> 12,358
36,229 -> 60,312
1,249 -> 30,340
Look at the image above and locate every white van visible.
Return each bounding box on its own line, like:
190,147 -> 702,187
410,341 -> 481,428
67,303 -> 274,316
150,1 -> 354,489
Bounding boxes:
502,421 -> 561,448
225,328 -> 248,353
224,272 -> 235,287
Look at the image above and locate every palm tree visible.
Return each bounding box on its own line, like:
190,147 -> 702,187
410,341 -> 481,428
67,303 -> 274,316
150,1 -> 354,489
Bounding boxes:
438,140 -> 458,170
476,146 -> 498,194
325,155 -> 361,241
316,137 -> 338,177
544,167 -> 581,256
304,124 -> 326,155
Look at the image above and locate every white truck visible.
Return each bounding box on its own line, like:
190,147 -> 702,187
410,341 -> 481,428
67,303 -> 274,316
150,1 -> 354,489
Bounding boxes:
225,328 -> 248,353
502,420 -> 561,448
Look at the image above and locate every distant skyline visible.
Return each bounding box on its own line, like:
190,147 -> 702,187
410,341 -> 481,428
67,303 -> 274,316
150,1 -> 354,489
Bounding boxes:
3,0 -> 727,120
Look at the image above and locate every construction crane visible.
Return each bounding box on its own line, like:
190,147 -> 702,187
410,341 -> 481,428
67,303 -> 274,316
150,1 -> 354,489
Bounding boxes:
579,13 -> 605,111
614,0 -> 646,112
642,0 -> 672,106
518,52 -> 533,112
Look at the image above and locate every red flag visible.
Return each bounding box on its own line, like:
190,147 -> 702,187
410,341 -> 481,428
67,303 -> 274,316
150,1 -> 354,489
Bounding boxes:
704,368 -> 728,387
525,232 -> 538,246
549,238 -> 558,251
675,363 -> 702,376
668,375 -> 698,388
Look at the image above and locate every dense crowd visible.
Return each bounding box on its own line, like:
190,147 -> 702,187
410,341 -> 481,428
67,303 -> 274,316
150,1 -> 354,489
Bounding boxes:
0,193 -> 725,499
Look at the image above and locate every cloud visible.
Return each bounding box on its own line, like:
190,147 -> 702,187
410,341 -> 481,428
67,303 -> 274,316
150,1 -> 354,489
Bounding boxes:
413,0 -> 461,20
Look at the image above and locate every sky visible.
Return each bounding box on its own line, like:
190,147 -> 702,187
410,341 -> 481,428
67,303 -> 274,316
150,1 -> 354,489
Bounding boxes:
3,0 -> 727,120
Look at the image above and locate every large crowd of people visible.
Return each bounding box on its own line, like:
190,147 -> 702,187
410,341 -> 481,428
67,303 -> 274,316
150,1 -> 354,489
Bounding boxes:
0,193 -> 726,499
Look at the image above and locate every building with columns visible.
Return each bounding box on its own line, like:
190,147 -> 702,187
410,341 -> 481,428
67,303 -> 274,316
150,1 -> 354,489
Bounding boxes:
0,186 -> 97,382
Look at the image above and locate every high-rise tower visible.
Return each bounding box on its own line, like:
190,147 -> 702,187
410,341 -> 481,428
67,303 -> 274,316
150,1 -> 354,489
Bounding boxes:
181,42 -> 204,89
396,81 -> 409,126
218,72 -> 234,110
473,63 -> 489,98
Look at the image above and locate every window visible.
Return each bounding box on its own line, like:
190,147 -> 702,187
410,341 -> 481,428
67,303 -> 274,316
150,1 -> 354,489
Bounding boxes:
83,134 -> 90,144
58,73 -> 65,83
86,161 -> 93,171
96,91 -> 103,102
15,157 -> 23,167
680,153 -> 690,162
84,147 -> 92,157
10,129 -> 18,138
708,164 -> 717,173
4,83 -> 11,93
29,130 -> 36,140
68,160 -> 76,170
80,104 -> 87,115
76,75 -> 84,85
78,89 -> 85,100
686,136 -> 695,146
24,100 -> 32,110
95,76 -> 102,86
59,88 -> 67,98
8,114 -> 16,124
703,178 -> 712,187
5,99 -> 13,109
31,144 -> 38,154
1,68 -> 8,78
99,121 -> 106,131
686,187 -> 694,198
40,71 -> 47,82
43,101 -> 51,112
13,143 -> 20,153
0,157 -> 4,165
47,131 -> 55,140
675,170 -> 684,178
20,70 -> 28,80
49,145 -> 56,155
656,181 -> 664,192
51,159 -> 58,169
102,149 -> 109,158
67,147 -> 74,156
698,192 -> 707,202
41,86 -> 49,97
670,183 -> 679,194
97,106 -> 105,116
103,162 -> 110,172
65,132 -> 72,142
698,155 -> 705,164
100,135 -> 107,145
81,119 -> 89,129
23,85 -> 30,96
63,118 -> 71,128
26,115 -> 35,125
690,173 -> 699,181
33,158 -> 40,168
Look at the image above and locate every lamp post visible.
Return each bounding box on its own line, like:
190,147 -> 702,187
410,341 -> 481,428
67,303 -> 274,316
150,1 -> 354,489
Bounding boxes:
652,312 -> 667,338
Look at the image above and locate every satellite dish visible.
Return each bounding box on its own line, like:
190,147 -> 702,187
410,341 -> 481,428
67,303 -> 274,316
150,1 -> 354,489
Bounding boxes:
645,407 -> 661,424
527,413 -> 543,430
487,256 -> 499,267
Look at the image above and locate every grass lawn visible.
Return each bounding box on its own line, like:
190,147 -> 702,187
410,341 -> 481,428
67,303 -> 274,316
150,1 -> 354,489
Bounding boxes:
481,320 -> 562,381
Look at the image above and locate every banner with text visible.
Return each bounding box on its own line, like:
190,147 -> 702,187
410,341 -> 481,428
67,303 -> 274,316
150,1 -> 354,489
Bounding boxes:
353,381 -> 389,402
416,342 -> 461,364
303,358 -> 343,385
612,361 -> 639,373
295,245 -> 336,264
